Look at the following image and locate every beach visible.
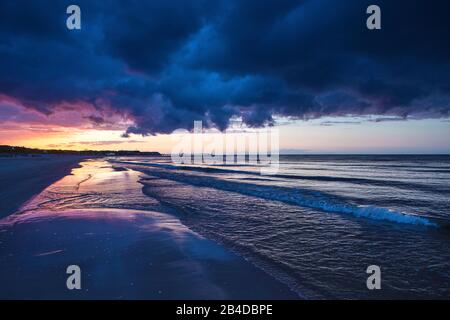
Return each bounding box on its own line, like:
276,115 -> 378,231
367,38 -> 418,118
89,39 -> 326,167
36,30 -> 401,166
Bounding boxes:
1,155 -> 449,299
0,155 -> 86,218
113,155 -> 450,299
0,208 -> 295,299
0,157 -> 297,299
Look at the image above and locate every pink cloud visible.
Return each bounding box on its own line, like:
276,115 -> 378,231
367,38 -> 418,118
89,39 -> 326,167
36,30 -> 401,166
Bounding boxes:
0,94 -> 131,131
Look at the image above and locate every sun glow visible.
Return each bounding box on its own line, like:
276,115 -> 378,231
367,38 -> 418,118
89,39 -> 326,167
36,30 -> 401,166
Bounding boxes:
1,117 -> 450,154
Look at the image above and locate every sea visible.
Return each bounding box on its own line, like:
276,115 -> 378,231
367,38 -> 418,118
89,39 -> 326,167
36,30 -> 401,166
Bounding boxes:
4,155 -> 450,299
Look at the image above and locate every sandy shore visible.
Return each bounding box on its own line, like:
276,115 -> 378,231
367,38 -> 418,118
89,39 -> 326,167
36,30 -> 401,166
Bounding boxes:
0,208 -> 297,299
0,159 -> 297,299
0,155 -> 86,218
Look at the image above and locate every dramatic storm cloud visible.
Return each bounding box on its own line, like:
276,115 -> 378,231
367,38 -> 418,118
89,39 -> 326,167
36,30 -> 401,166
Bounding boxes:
0,0 -> 449,134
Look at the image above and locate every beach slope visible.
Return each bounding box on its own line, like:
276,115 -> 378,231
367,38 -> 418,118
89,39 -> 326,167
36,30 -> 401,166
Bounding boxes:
0,208 -> 297,299
0,155 -> 85,218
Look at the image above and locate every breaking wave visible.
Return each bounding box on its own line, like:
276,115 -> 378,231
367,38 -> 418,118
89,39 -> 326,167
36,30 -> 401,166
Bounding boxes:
113,160 -> 439,227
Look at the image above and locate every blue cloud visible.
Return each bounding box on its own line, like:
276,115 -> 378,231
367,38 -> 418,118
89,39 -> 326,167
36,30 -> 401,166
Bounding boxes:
0,0 -> 449,135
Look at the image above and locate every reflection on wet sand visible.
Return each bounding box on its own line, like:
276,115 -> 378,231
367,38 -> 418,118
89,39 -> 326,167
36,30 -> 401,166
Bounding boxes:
0,160 -> 297,299
18,160 -> 161,214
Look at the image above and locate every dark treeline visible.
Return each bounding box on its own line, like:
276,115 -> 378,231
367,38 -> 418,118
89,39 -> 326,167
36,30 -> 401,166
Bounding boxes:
0,145 -> 161,156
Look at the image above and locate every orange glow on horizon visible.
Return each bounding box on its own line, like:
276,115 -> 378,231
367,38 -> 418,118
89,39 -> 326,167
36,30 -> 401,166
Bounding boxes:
0,124 -> 175,153
1,118 -> 450,154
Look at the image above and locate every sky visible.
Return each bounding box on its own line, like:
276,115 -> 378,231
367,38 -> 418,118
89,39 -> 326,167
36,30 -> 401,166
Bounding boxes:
0,0 -> 449,154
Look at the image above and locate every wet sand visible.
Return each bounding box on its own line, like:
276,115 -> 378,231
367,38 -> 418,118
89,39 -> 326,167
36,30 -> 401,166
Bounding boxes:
0,155 -> 87,218
0,208 -> 297,299
0,159 -> 297,299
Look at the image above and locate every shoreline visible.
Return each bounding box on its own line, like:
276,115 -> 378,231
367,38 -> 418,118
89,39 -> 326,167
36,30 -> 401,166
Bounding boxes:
0,158 -> 298,299
0,207 -> 298,299
0,155 -> 88,219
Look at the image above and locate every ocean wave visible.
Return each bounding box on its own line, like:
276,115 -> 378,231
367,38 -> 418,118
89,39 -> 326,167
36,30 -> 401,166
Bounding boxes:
115,161 -> 440,227
112,160 -> 450,196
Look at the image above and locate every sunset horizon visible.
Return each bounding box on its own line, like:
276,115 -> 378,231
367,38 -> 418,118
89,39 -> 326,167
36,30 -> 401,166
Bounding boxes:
1,0 -> 450,305
1,1 -> 449,155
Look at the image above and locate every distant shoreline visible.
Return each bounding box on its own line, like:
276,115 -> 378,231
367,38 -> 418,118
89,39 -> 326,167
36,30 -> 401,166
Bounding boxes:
3,144 -> 450,157
0,145 -> 162,157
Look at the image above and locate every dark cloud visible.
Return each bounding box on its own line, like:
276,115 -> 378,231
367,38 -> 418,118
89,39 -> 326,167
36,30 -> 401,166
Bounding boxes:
47,140 -> 143,149
319,121 -> 362,127
369,117 -> 407,123
85,115 -> 105,125
0,0 -> 449,135
76,140 -> 143,146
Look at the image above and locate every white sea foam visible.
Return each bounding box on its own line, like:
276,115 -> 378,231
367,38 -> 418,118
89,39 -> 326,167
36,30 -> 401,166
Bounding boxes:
115,160 -> 439,227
